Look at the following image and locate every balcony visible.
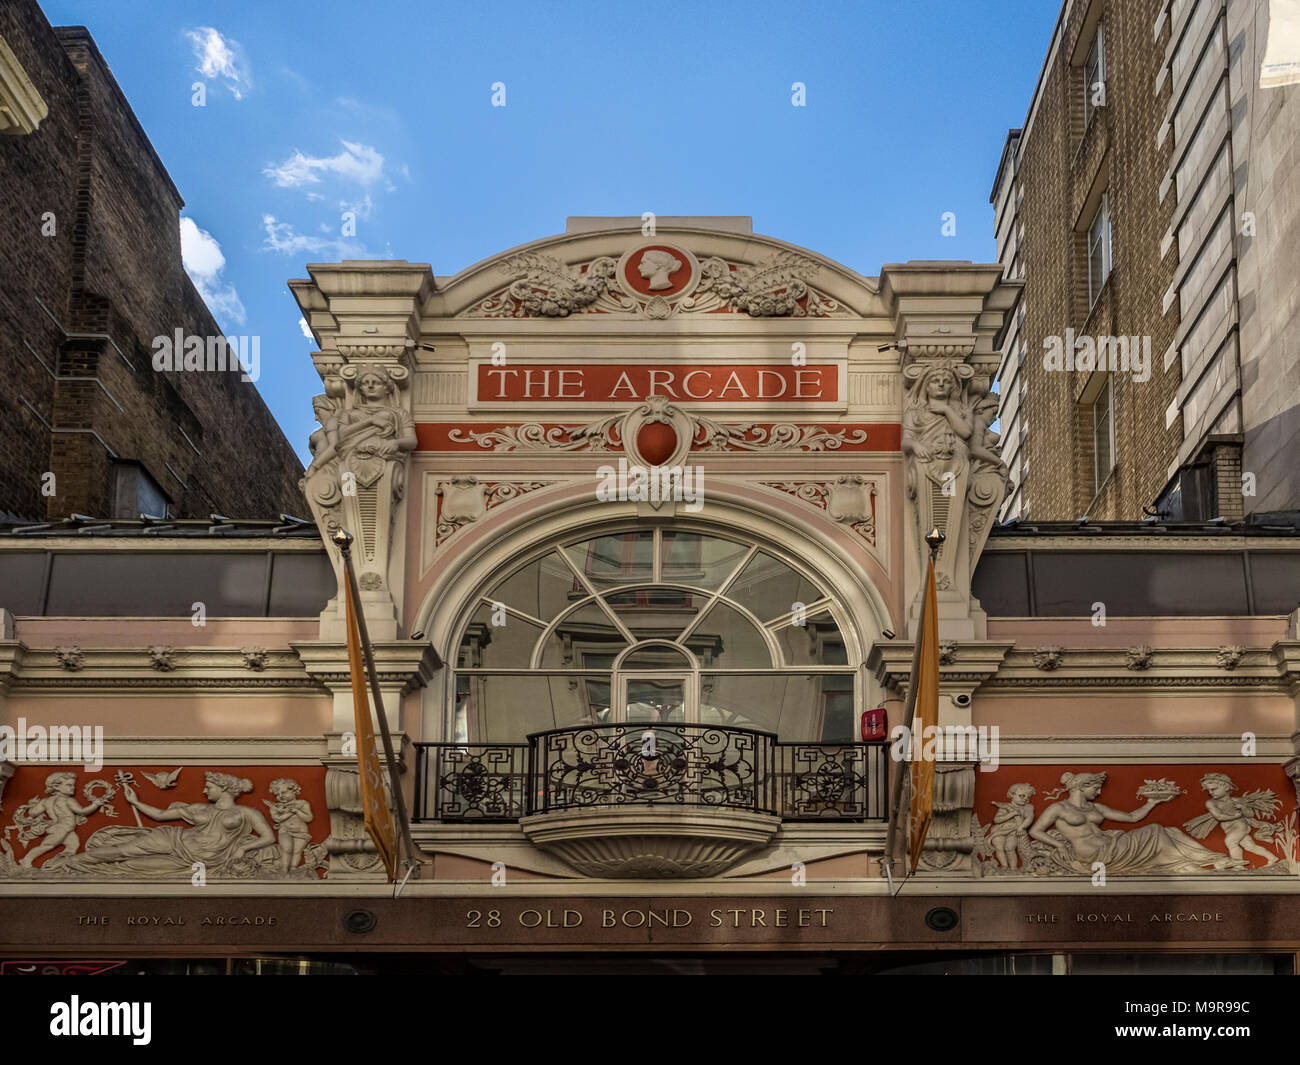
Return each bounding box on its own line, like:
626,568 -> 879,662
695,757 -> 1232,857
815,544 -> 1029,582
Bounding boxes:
414,724 -> 887,878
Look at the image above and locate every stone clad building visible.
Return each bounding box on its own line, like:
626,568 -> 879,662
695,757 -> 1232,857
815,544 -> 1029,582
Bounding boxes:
992,0 -> 1300,523
2,219 -> 1300,975
0,0 -> 304,522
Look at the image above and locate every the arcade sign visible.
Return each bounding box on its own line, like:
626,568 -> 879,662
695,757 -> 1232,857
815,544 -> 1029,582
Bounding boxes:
473,363 -> 839,405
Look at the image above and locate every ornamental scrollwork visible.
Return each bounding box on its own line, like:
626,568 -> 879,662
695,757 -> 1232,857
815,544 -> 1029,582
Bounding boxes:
466,250 -> 843,318
681,253 -> 840,317
448,400 -> 869,456
435,478 -> 551,545
763,478 -> 877,545
469,254 -> 633,318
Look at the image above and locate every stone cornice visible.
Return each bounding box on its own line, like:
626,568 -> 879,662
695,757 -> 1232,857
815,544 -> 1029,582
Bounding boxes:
0,642 -> 327,693
0,538 -> 325,553
868,641 -> 1015,692
291,641 -> 443,693
0,640 -> 441,695
0,33 -> 49,135
986,534 -> 1300,552
983,643 -> 1300,692
5,737 -> 330,763
866,640 -> 1300,694
988,734 -> 1295,760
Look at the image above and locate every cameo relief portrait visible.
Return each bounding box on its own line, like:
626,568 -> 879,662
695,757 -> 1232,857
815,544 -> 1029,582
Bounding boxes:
637,248 -> 683,291
619,244 -> 696,303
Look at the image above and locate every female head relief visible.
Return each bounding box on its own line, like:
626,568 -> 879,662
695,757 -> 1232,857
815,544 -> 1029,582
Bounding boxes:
1060,771 -> 1106,796
205,772 -> 253,798
357,369 -> 394,402
637,249 -> 683,291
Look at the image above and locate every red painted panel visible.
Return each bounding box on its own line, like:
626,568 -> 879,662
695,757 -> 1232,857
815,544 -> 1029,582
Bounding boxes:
475,364 -> 839,403
416,422 -> 901,452
973,763 -> 1298,874
0,764 -> 330,877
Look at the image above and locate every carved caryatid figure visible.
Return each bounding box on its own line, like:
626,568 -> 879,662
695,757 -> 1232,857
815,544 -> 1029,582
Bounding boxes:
301,364 -> 416,615
901,359 -> 1009,596
968,391 -> 1011,513
306,366 -> 416,499
902,361 -> 973,587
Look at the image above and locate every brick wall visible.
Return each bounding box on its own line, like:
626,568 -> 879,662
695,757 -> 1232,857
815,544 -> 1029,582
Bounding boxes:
0,1 -> 305,521
1012,0 -> 1182,520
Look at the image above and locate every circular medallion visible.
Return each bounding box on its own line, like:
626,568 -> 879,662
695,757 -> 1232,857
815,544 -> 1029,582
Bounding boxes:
635,421 -> 679,467
616,243 -> 699,303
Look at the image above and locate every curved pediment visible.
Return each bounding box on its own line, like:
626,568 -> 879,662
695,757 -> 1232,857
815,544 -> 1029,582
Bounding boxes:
426,219 -> 882,321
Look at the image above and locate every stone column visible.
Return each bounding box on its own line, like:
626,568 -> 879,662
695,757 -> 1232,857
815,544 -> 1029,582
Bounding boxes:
291,262 -> 435,641
880,263 -> 1022,641
869,640 -> 1013,876
294,640 -> 440,880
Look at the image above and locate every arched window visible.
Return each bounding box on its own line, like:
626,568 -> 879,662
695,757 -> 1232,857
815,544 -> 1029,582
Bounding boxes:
451,526 -> 862,744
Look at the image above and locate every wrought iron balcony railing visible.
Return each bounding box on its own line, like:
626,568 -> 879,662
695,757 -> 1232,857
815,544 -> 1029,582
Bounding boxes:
414,724 -> 887,824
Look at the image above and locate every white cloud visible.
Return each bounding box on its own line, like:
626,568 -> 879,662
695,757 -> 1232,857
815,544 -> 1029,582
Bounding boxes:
263,140 -> 386,189
180,217 -> 246,325
261,214 -> 369,259
298,317 -> 314,340
185,27 -> 251,99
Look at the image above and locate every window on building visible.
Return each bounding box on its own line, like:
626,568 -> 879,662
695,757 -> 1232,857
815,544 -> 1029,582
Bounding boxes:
1092,376 -> 1115,493
1087,195 -> 1113,307
111,462 -> 170,520
450,527 -> 863,744
1084,25 -> 1106,127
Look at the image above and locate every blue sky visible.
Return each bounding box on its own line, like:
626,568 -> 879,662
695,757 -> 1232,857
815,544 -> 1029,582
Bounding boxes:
41,0 -> 1060,463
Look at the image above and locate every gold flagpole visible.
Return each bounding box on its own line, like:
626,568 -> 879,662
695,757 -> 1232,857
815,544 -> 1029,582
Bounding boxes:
879,528 -> 944,890
333,529 -> 424,885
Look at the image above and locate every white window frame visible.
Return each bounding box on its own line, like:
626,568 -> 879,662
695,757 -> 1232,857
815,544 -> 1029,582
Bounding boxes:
1087,194 -> 1113,307
1092,375 -> 1115,492
1084,25 -> 1107,127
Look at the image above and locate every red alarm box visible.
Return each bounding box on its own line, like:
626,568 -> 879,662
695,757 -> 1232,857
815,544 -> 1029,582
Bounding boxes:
861,707 -> 887,742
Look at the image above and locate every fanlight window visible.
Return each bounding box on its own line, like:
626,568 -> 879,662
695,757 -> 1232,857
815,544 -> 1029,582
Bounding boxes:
452,529 -> 858,744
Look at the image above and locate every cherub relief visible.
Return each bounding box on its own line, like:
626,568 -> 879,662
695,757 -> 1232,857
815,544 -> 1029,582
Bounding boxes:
1183,773 -> 1280,867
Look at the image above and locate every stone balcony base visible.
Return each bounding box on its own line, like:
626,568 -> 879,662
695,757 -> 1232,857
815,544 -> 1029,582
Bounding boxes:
519,806 -> 781,878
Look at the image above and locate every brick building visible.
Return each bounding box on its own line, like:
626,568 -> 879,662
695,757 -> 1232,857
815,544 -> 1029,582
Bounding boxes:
992,0 -> 1300,522
0,0 -> 304,522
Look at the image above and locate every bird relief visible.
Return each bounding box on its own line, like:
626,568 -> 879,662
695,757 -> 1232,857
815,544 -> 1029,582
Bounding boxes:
974,771 -> 1296,877
0,768 -> 328,880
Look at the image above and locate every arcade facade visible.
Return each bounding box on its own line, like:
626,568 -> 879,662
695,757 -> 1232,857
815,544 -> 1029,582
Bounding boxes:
2,218 -> 1299,973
